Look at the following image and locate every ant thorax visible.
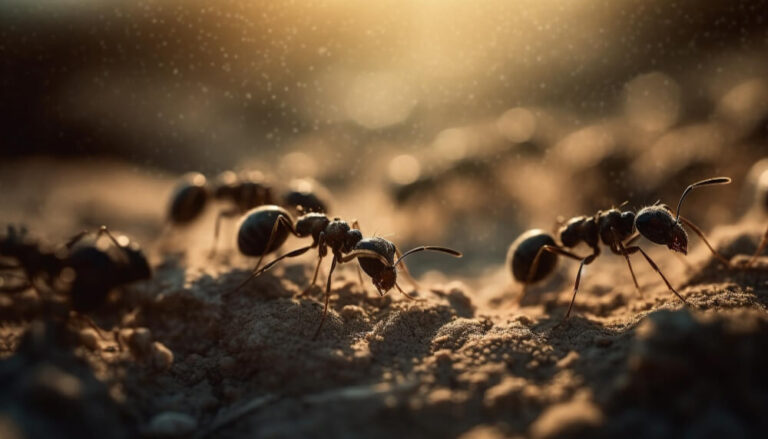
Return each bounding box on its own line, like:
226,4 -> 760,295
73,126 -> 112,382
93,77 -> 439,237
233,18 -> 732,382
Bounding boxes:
295,213 -> 330,239
597,209 -> 635,246
324,220 -> 358,253
558,216 -> 598,248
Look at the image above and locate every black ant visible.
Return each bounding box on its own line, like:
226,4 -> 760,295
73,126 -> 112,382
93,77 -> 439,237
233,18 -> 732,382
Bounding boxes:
747,169 -> 768,266
167,172 -> 330,256
0,225 -> 151,337
231,207 -> 462,339
167,171 -> 275,255
281,178 -> 330,215
508,177 -> 732,320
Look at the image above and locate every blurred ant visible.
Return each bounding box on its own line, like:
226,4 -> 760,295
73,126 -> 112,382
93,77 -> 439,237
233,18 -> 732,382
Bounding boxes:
0,225 -> 151,339
231,206 -> 462,339
281,178 -> 330,215
747,169 -> 768,266
508,177 -> 732,320
167,171 -> 275,256
167,172 -> 329,256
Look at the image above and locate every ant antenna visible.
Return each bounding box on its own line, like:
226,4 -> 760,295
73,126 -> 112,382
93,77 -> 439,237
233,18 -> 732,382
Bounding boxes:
674,177 -> 731,224
393,246 -> 462,266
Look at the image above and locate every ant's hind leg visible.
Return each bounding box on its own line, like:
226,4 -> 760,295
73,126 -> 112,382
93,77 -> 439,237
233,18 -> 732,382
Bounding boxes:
252,215 -> 295,275
232,244 -> 313,294
520,245 -> 583,301
563,253 -> 598,321
747,224 -> 768,267
312,256 -> 337,341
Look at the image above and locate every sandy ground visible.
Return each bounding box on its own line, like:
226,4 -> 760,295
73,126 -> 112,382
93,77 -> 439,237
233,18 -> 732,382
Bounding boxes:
1,158 -> 768,439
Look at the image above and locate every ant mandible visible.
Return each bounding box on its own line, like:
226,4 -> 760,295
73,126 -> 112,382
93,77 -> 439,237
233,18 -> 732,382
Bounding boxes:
508,177 -> 732,320
231,206 -> 462,339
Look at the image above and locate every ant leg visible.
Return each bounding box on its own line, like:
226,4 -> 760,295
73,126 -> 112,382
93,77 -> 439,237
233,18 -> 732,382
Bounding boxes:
209,208 -> 240,258
747,224 -> 768,267
232,244 -> 314,293
301,233 -> 326,296
626,246 -> 688,305
623,232 -> 641,246
252,215 -> 296,275
563,252 -> 599,320
677,216 -> 731,267
395,282 -> 419,301
312,255 -> 337,340
611,228 -> 640,293
351,220 -> 369,292
301,255 -> 324,297
394,245 -> 420,291
522,245 -> 584,299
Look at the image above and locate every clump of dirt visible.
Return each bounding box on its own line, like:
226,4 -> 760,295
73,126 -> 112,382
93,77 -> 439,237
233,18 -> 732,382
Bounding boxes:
1,192 -> 768,438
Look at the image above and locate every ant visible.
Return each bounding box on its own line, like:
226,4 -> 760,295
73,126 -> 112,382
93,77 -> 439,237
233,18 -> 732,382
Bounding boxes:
167,171 -> 276,256
747,169 -> 768,266
508,177 -> 732,320
231,206 -> 462,339
0,225 -> 151,338
281,178 -> 330,215
167,172 -> 329,256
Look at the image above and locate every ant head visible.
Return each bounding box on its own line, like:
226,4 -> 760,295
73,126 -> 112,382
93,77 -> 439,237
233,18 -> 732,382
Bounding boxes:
372,266 -> 397,294
354,237 -> 396,291
635,206 -> 688,254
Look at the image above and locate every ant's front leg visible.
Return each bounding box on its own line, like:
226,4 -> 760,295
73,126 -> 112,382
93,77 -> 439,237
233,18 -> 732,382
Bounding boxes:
562,246 -> 600,320
623,245 -> 688,306
677,216 -> 731,268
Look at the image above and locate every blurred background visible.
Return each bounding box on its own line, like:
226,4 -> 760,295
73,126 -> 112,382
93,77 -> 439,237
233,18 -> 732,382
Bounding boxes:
1,0 -> 766,279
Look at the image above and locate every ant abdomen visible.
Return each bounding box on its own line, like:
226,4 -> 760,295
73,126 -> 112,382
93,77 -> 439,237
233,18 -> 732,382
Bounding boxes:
236,205 -> 293,256
507,229 -> 558,283
168,172 -> 209,224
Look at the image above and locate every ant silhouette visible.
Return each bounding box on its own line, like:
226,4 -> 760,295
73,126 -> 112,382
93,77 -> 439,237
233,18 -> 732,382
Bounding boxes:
231,206 -> 462,339
0,225 -> 151,342
508,177 -> 732,320
167,172 -> 329,256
